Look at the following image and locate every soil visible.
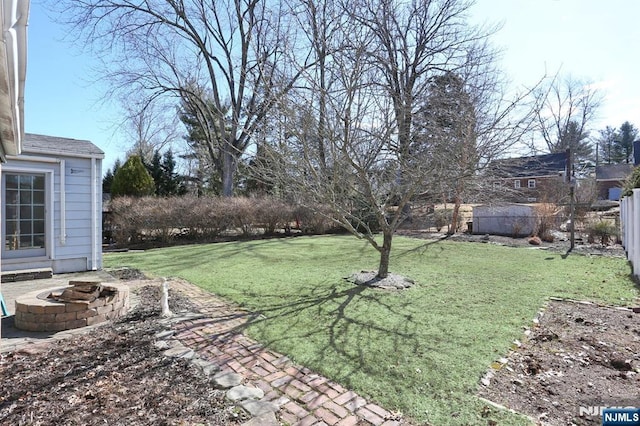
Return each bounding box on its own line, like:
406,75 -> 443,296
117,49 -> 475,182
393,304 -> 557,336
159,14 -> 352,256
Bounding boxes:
477,301 -> 640,425
0,277 -> 249,426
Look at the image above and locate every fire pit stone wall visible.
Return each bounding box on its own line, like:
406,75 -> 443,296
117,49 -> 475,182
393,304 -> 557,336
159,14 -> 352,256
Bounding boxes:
14,282 -> 130,332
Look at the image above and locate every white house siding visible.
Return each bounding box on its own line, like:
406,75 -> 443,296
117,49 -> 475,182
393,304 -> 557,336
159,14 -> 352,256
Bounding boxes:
2,135 -> 103,274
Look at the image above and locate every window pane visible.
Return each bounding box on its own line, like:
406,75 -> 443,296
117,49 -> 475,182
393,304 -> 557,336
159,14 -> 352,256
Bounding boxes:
33,235 -> 45,248
33,190 -> 45,204
33,175 -> 45,190
19,175 -> 32,189
20,220 -> 32,235
19,235 -> 32,247
33,220 -> 45,234
20,191 -> 32,204
6,190 -> 18,204
5,174 -> 18,189
20,205 -> 31,219
6,205 -> 17,220
34,206 -> 44,219
6,220 -> 17,235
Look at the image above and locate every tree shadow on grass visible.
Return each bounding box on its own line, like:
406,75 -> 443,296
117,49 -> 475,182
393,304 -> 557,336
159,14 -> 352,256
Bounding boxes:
191,280 -> 447,389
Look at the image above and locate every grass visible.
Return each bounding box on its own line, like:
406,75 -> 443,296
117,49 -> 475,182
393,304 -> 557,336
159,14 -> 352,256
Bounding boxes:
105,235 -> 638,425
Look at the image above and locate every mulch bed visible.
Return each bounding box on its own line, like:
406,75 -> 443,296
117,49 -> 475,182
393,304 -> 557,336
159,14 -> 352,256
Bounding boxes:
0,283 -> 249,426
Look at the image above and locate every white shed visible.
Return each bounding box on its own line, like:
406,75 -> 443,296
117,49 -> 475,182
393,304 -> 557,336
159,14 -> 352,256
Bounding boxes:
2,133 -> 103,273
472,204 -> 537,237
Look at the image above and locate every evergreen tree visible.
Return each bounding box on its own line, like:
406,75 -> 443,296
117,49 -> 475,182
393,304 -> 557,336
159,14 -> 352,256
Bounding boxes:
102,159 -> 122,193
146,150 -> 164,194
111,155 -> 156,197
160,149 -> 185,195
597,126 -> 617,165
612,121 -> 637,164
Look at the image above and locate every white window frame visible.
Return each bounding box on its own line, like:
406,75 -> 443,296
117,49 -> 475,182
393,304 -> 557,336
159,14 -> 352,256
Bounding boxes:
514,180 -> 521,189
528,179 -> 536,188
2,166 -> 54,261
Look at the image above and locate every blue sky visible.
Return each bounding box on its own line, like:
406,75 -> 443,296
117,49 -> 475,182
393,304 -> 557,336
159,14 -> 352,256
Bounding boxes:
24,0 -> 640,174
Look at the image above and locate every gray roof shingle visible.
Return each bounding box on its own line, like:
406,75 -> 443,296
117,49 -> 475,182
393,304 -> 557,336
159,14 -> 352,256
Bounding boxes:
22,133 -> 104,158
490,152 -> 568,178
595,164 -> 634,181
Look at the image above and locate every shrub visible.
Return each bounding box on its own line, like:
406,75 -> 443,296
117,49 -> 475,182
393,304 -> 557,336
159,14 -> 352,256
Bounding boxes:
534,203 -> 560,239
623,166 -> 640,197
586,220 -> 618,246
228,197 -> 258,237
105,195 -> 349,247
111,155 -> 156,197
255,197 -> 294,235
294,205 -> 338,234
432,209 -> 452,232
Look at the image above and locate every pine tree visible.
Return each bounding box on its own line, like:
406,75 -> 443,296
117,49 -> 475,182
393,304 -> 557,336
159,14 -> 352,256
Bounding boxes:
612,121 -> 637,164
102,159 -> 122,193
160,149 -> 185,195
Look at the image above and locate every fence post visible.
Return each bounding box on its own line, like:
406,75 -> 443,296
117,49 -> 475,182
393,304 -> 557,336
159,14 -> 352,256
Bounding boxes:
621,196 -> 628,250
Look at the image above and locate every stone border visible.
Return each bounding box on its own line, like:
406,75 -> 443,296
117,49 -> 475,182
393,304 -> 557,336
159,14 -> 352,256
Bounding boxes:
14,283 -> 130,332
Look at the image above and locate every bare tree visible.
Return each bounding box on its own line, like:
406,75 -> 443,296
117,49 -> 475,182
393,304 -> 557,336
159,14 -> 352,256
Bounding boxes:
535,75 -> 602,162
57,0 -> 311,196
256,0 -> 538,278
120,98 -> 181,163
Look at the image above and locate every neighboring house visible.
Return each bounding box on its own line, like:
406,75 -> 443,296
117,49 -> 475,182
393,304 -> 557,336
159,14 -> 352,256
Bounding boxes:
490,152 -> 569,203
3,133 -> 104,273
595,164 -> 633,201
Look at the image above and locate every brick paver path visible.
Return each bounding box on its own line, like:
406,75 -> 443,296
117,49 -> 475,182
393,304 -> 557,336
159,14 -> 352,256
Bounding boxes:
169,279 -> 405,426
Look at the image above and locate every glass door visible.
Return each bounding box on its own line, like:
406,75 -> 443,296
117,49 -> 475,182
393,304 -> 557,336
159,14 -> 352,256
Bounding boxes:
3,173 -> 47,258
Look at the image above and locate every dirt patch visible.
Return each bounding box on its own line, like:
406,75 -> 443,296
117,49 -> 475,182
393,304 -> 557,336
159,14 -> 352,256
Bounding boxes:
0,284 -> 248,426
397,229 -> 627,258
478,300 -> 640,425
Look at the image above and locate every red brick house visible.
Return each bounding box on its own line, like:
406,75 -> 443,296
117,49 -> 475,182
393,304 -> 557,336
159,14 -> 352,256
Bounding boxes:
490,152 -> 569,203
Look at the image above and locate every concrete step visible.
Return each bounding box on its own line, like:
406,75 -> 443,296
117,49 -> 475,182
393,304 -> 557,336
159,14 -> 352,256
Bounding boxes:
1,268 -> 53,283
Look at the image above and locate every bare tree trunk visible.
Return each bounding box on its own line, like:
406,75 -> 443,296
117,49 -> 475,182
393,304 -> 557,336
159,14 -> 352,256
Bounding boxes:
449,194 -> 462,235
377,231 -> 393,279
222,149 -> 236,197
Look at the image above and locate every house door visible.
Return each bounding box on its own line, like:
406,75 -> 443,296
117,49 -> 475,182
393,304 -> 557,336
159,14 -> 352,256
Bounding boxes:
3,173 -> 47,259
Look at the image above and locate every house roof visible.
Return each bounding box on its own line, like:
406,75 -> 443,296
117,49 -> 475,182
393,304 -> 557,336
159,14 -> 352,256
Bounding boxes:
491,152 -> 568,178
22,133 -> 105,159
595,164 -> 634,181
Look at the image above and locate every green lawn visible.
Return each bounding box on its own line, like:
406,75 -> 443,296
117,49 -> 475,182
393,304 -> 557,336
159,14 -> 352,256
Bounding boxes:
105,235 -> 638,425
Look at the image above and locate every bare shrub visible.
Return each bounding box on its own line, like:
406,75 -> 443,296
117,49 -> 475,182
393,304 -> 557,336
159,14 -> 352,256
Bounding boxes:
432,209 -> 452,232
181,196 -> 232,239
228,197 -> 258,237
109,196 -> 143,246
255,197 -> 294,235
294,204 -> 337,234
534,203 -> 560,241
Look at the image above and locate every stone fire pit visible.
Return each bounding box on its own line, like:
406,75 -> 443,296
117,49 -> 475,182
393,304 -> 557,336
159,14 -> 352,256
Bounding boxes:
14,281 -> 130,332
